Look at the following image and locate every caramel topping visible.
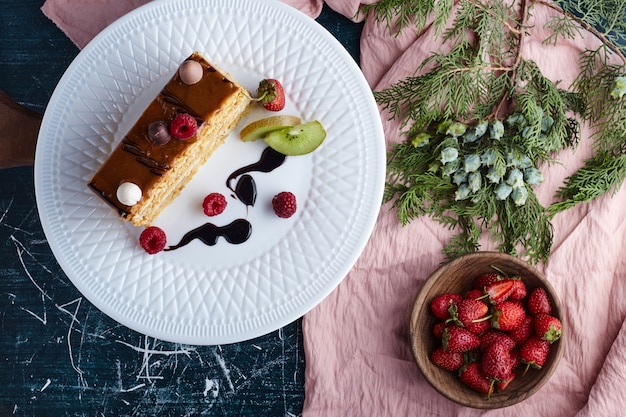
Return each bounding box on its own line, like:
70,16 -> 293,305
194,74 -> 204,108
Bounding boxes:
89,53 -> 241,215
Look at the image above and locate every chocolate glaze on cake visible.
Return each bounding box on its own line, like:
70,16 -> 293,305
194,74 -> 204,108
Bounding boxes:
88,52 -> 251,225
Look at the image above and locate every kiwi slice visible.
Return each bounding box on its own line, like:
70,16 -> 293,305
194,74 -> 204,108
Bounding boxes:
264,121 -> 326,156
239,115 -> 301,142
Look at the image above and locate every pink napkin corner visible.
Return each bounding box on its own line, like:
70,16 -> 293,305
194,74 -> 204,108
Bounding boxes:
41,0 -> 150,49
40,0 -> 339,49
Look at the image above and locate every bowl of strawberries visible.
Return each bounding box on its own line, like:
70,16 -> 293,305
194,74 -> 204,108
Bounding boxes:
409,252 -> 564,409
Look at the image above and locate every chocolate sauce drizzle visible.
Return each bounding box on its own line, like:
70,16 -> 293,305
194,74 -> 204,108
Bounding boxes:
233,174 -> 257,207
122,137 -> 170,175
160,87 -> 205,123
226,147 -> 286,190
165,219 -> 252,251
166,146 -> 287,251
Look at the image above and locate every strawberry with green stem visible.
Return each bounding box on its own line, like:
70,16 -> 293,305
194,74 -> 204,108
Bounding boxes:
534,313 -> 563,343
481,340 -> 516,395
520,335 -> 550,375
256,78 -> 285,111
430,293 -> 463,320
491,300 -> 526,331
448,298 -> 491,334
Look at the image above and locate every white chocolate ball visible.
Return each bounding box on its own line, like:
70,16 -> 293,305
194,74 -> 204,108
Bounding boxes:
178,60 -> 203,85
116,182 -> 142,206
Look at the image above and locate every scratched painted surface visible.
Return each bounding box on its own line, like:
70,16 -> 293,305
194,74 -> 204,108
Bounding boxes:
0,2 -> 362,416
0,179 -> 304,415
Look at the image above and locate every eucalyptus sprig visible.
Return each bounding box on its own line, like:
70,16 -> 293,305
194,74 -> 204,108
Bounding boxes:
365,0 -> 626,263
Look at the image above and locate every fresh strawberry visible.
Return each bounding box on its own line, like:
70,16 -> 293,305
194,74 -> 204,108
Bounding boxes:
256,78 -> 285,111
450,299 -> 491,334
496,372 -> 517,392
433,322 -> 447,339
430,347 -> 465,372
450,299 -> 488,323
491,301 -> 526,331
467,318 -> 491,335
430,293 -> 463,320
509,349 -> 521,368
527,287 -> 552,315
473,272 -> 502,290
509,278 -> 527,300
441,326 -> 480,353
520,335 -> 550,372
534,313 -> 563,343
465,288 -> 483,300
508,315 -> 534,346
459,362 -> 494,396
481,340 -> 515,383
484,279 -> 515,304
479,330 -> 516,351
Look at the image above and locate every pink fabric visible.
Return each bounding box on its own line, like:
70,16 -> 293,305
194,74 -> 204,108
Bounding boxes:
42,0 -> 626,415
41,0 -> 356,49
304,3 -> 626,417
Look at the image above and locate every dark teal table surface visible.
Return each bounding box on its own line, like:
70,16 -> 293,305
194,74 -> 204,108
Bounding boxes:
0,2 -> 362,416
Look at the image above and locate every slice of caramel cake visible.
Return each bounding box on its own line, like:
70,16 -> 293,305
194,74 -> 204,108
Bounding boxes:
88,52 -> 251,226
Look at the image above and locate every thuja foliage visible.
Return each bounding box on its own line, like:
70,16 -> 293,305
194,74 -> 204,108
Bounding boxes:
361,0 -> 626,263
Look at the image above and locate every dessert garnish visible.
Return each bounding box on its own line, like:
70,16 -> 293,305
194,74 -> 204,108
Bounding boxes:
116,182 -> 142,206
263,120 -> 326,156
239,115 -> 302,142
226,146 -> 286,191
233,174 -> 257,207
139,226 -> 167,254
165,219 -> 252,251
242,78 -> 327,155
88,52 -> 251,226
255,78 -> 285,111
147,121 -> 171,145
163,146 -> 288,252
272,191 -> 297,218
202,193 -> 227,216
178,59 -> 204,85
170,113 -> 198,140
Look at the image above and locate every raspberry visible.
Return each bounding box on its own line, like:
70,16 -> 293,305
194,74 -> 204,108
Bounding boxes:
170,113 -> 198,140
139,226 -> 167,254
203,193 -> 227,216
272,191 -> 297,218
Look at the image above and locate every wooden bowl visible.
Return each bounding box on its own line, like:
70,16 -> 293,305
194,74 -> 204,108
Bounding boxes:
409,252 -> 564,409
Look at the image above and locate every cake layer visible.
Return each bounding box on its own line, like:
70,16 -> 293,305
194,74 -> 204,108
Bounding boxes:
88,52 -> 251,226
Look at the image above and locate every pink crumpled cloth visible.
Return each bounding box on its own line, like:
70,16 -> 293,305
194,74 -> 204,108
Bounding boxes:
42,0 -> 626,416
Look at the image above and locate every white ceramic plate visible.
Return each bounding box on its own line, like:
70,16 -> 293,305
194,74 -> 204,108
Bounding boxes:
35,0 -> 385,344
